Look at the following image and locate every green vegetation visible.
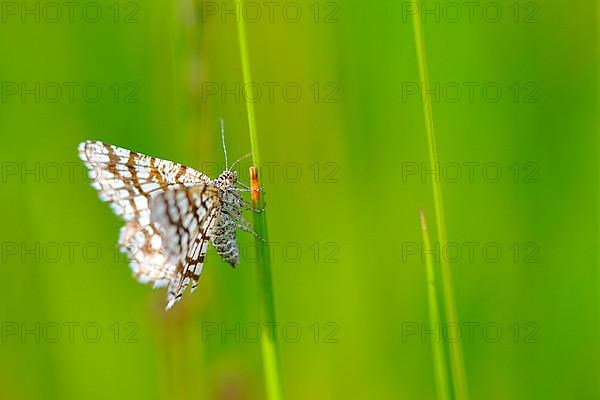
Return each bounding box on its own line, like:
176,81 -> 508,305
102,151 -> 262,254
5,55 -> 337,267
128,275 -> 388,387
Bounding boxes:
0,1 -> 597,399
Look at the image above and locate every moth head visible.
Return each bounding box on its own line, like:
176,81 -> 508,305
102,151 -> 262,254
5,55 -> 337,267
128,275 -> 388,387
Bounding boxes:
219,170 -> 237,185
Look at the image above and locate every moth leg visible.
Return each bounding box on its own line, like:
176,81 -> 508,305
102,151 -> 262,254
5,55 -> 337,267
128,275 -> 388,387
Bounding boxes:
234,219 -> 266,242
236,181 -> 265,193
241,198 -> 266,213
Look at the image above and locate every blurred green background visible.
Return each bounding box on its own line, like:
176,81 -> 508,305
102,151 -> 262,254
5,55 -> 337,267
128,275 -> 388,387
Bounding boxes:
0,0 -> 597,399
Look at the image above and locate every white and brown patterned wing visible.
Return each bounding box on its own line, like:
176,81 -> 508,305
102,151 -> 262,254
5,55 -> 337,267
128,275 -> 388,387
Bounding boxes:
78,140 -> 211,294
151,185 -> 220,310
78,140 -> 210,221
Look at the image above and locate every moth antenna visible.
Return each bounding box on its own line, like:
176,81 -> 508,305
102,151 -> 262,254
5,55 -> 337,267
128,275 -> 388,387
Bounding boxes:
220,118 -> 229,170
230,152 -> 252,171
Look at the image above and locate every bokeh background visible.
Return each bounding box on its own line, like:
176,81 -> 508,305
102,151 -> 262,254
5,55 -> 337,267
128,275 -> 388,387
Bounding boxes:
0,1 -> 597,399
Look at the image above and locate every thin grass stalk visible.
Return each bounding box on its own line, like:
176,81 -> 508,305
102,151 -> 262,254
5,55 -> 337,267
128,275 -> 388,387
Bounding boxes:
411,10 -> 469,400
420,210 -> 451,400
235,3 -> 283,400
235,0 -> 260,167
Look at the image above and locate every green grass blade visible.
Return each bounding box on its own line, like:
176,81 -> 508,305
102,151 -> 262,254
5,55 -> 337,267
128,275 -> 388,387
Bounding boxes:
235,0 -> 261,167
420,210 -> 451,400
235,3 -> 283,400
411,10 -> 469,400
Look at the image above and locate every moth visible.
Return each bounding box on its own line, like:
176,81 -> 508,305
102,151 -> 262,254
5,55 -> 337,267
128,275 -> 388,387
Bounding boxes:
79,123 -> 256,310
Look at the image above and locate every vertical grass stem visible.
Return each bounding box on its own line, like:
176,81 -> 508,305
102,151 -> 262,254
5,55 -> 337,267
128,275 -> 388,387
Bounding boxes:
236,4 -> 283,400
411,10 -> 469,400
